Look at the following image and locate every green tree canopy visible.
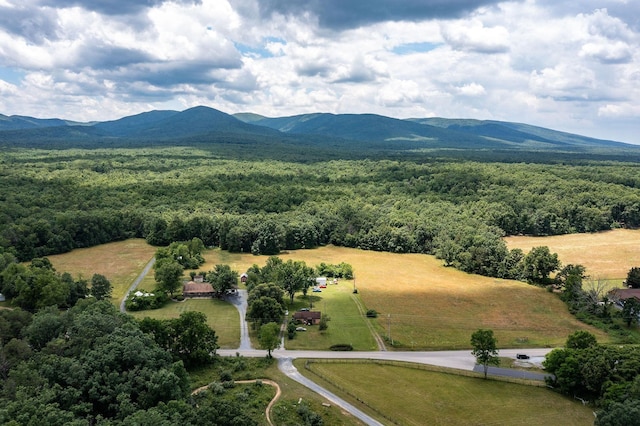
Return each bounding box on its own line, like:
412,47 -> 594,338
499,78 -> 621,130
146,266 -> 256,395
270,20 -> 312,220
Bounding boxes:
154,258 -> 184,296
90,273 -> 112,300
258,322 -> 280,358
208,264 -> 239,296
626,267 -> 640,288
470,329 -> 499,379
521,246 -> 561,284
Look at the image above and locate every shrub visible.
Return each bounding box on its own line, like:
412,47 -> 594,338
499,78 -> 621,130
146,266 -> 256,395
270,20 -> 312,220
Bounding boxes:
329,344 -> 353,351
124,289 -> 169,311
366,309 -> 378,318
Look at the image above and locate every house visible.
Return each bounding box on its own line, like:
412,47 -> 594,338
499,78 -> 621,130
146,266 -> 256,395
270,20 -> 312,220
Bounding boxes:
293,310 -> 321,325
609,288 -> 640,304
183,281 -> 215,298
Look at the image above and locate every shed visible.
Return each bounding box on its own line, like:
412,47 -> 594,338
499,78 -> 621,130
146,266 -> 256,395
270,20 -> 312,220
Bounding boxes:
183,281 -> 215,298
240,273 -> 248,283
293,310 -> 321,325
315,277 -> 327,286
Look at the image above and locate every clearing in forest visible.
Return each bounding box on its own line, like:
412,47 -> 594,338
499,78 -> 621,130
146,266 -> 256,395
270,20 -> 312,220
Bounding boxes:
505,229 -> 640,284
204,245 -> 607,350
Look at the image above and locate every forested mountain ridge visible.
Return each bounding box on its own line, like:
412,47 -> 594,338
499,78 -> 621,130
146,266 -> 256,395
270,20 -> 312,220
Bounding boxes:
0,106 -> 636,155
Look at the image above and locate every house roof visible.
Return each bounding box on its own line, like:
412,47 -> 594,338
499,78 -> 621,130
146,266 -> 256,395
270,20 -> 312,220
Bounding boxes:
183,282 -> 214,294
609,288 -> 640,301
293,311 -> 321,320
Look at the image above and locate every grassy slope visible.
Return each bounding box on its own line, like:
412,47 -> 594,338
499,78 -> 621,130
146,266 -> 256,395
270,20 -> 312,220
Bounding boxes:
300,361 -> 594,426
506,228 -> 640,283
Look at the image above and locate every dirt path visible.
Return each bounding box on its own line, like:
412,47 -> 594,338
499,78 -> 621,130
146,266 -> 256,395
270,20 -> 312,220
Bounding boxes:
191,379 -> 281,426
351,293 -> 386,351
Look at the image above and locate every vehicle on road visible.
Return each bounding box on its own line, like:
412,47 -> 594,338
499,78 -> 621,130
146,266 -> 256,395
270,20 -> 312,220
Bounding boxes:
516,354 -> 530,360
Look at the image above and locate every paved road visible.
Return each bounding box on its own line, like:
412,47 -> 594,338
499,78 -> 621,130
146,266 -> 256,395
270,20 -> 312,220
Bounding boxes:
473,365 -> 553,381
120,257 -> 156,313
278,357 -> 384,426
226,289 -> 251,350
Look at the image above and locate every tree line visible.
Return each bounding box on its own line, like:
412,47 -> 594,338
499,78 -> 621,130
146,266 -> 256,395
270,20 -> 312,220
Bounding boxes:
3,148 -> 640,280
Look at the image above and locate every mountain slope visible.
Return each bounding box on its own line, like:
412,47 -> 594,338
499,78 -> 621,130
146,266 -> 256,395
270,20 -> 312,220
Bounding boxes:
0,114 -> 71,130
235,112 -> 512,149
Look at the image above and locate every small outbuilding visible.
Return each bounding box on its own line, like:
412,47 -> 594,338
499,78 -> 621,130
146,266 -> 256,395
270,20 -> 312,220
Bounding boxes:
315,277 -> 327,286
183,281 -> 215,298
0,293 -> 5,302
240,273 -> 248,283
293,310 -> 322,325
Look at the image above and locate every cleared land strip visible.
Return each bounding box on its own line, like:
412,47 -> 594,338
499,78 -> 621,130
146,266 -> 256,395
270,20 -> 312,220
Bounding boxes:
351,293 -> 386,351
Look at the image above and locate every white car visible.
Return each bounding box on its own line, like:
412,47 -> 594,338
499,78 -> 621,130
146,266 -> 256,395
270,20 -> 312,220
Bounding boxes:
295,327 -> 307,331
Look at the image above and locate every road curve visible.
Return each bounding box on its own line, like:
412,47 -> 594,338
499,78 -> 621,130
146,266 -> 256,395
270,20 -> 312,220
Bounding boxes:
120,257 -> 156,313
278,357 -> 384,426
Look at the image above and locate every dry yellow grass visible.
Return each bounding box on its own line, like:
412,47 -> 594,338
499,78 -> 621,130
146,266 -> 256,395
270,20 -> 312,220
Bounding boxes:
505,229 -> 640,281
45,239 -> 156,303
204,246 -> 606,349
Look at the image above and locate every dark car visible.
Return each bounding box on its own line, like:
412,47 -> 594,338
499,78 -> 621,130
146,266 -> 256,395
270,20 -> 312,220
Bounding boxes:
516,354 -> 530,360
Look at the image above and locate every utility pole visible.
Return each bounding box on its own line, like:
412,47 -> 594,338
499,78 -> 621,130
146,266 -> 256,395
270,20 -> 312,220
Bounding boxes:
387,314 -> 392,345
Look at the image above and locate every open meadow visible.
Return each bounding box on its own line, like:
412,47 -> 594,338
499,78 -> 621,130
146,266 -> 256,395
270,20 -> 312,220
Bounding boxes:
505,229 -> 640,285
128,299 -> 240,349
203,245 -> 607,350
298,360 -> 594,426
44,239 -> 155,302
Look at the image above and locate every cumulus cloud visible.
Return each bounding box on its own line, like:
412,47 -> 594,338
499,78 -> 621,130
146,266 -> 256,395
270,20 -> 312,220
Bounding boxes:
441,20 -> 510,53
254,0 -> 505,30
530,64 -> 596,101
580,40 -> 632,64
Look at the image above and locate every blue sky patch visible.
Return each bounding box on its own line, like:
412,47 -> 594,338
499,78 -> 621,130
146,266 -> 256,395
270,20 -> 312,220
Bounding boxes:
0,67 -> 24,85
392,42 -> 442,55
235,37 -> 286,58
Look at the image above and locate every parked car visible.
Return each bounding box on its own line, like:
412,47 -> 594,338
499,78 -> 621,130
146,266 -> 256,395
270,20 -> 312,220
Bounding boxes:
295,327 -> 307,331
516,354 -> 530,360
299,308 -> 309,311
312,287 -> 322,292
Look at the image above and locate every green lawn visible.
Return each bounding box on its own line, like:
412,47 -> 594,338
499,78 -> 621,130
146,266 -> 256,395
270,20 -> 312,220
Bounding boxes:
284,281 -> 378,351
299,360 -> 594,425
128,299 -> 240,349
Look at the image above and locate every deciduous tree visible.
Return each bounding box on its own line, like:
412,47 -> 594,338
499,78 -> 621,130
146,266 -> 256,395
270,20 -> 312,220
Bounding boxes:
259,322 -> 280,358
470,329 -> 499,379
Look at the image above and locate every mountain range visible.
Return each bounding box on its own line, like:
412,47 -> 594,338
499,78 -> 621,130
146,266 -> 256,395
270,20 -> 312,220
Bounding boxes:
0,106 -> 636,157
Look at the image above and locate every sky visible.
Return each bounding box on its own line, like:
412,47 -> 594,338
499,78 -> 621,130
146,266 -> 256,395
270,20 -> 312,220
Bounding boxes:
0,0 -> 638,144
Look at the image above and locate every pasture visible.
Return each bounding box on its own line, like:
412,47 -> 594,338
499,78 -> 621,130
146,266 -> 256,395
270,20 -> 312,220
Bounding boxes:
505,229 -> 640,283
203,246 -> 607,349
45,239 -> 155,303
299,360 -> 594,425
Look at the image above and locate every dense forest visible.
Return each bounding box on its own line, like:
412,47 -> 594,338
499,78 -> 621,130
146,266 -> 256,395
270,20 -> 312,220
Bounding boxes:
2,146 -> 640,280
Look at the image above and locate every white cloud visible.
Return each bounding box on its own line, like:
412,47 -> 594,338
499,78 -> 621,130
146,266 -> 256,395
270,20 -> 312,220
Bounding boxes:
441,19 -> 510,53
0,0 -> 637,143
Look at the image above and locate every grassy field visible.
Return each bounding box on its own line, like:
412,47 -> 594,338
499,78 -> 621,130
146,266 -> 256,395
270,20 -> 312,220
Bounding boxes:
284,282 -> 378,351
505,229 -> 640,284
45,239 -> 155,303
128,299 -> 240,349
300,360 -> 594,426
203,246 -> 607,349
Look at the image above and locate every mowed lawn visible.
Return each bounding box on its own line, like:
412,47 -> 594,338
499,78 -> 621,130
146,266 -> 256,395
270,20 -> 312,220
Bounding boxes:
128,299 -> 240,349
506,229 -> 640,284
45,239 -> 155,303
204,246 -> 606,350
302,361 -> 594,426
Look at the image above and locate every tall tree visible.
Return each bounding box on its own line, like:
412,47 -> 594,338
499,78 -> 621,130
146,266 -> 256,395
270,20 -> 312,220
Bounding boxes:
208,264 -> 238,296
521,246 -> 561,284
154,258 -> 184,296
622,297 -> 640,327
470,329 -> 500,379
276,259 -> 315,304
626,267 -> 640,288
258,322 -> 280,358
90,273 -> 112,300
